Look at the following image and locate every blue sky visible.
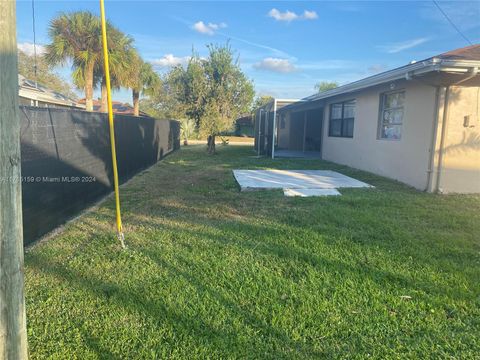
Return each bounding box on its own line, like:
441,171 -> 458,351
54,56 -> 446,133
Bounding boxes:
16,0 -> 480,104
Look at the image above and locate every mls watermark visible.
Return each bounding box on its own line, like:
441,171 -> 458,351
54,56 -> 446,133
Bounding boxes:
0,176 -> 97,183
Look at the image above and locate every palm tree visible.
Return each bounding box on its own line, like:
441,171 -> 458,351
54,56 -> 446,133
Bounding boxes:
45,11 -> 102,112
124,53 -> 161,116
98,26 -> 134,112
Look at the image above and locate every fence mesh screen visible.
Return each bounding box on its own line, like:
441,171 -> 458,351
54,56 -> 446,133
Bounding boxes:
19,106 -> 180,245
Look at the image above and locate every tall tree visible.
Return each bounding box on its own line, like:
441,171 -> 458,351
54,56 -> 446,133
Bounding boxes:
45,11 -> 102,111
201,43 -> 254,154
98,26 -> 134,112
139,66 -> 191,120
170,54 -> 207,125
251,95 -> 274,112
124,53 -> 161,116
314,81 -> 339,93
159,44 -> 253,154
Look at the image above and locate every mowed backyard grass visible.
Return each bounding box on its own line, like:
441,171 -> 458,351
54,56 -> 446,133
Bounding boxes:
25,145 -> 479,359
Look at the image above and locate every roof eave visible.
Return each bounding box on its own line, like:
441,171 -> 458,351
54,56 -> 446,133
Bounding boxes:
305,59 -> 480,102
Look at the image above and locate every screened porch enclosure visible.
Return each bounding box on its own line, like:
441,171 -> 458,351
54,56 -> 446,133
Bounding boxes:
275,107 -> 323,158
253,99 -> 300,157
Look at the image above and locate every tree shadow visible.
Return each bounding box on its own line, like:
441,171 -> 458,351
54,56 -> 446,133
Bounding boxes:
118,196 -> 476,304
26,247 -> 321,358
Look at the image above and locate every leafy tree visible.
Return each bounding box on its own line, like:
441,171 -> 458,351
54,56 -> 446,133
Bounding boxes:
169,54 -> 208,125
45,11 -> 103,111
17,50 -> 78,99
180,118 -> 196,145
314,81 -> 339,93
139,84 -> 174,119
251,95 -> 273,112
147,43 -> 253,153
201,43 -> 254,154
139,67 -> 189,120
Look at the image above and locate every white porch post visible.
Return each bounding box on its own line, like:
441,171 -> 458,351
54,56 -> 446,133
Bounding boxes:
257,109 -> 263,156
271,99 -> 277,159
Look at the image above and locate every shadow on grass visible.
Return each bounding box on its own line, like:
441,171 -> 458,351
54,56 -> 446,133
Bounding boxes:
27,247 -> 324,358
26,145 -> 480,358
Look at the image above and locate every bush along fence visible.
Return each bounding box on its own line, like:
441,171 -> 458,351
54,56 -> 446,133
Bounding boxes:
19,106 -> 180,245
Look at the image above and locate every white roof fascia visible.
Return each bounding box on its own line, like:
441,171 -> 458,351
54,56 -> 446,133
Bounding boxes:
305,59 -> 480,102
257,98 -> 302,112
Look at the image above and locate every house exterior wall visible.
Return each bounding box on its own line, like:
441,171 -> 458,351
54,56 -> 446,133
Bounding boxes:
432,86 -> 480,193
321,80 -> 437,190
277,113 -> 291,149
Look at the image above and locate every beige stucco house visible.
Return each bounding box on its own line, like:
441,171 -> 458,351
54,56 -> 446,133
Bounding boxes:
254,44 -> 480,194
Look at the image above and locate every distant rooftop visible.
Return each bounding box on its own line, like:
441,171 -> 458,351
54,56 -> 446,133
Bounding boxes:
18,74 -> 83,109
77,98 -> 148,116
434,44 -> 480,61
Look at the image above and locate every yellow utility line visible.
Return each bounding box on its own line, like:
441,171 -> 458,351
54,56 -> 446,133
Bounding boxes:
100,0 -> 125,248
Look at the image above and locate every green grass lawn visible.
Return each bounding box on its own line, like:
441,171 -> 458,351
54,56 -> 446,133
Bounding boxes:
25,145 -> 480,359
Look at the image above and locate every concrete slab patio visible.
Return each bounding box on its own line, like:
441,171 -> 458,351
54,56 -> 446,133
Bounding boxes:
233,169 -> 372,195
283,188 -> 342,197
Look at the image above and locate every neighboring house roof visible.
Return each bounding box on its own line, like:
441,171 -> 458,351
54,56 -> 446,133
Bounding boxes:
77,99 -> 148,116
436,44 -> 480,61
18,74 -> 83,109
236,116 -> 253,126
280,44 -> 480,112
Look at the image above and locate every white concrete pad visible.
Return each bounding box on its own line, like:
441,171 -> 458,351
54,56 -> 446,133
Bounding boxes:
233,170 -> 372,191
284,188 -> 341,197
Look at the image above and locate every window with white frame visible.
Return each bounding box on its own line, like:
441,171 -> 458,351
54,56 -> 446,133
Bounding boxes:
379,91 -> 405,140
328,100 -> 355,138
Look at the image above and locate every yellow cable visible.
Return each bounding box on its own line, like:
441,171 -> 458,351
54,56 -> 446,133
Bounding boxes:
100,0 -> 125,248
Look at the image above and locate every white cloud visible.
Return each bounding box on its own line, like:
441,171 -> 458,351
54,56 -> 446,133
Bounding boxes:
151,54 -> 190,67
192,21 -> 227,35
17,42 -> 46,56
268,9 -> 299,22
378,38 -> 429,54
268,8 -> 318,22
303,10 -> 318,20
253,58 -> 297,73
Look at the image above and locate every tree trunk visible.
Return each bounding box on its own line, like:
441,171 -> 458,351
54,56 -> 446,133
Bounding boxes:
132,89 -> 140,116
207,134 -> 216,154
100,77 -> 107,113
0,0 -> 29,358
84,61 -> 95,112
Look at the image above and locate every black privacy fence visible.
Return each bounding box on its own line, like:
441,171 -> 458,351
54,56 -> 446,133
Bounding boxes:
19,106 -> 180,245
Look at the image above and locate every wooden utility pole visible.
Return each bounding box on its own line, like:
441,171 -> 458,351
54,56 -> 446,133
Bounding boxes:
0,0 -> 29,358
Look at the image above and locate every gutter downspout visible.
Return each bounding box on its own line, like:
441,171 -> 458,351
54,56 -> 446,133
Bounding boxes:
426,86 -> 441,192
435,86 -> 450,193
271,99 -> 277,159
